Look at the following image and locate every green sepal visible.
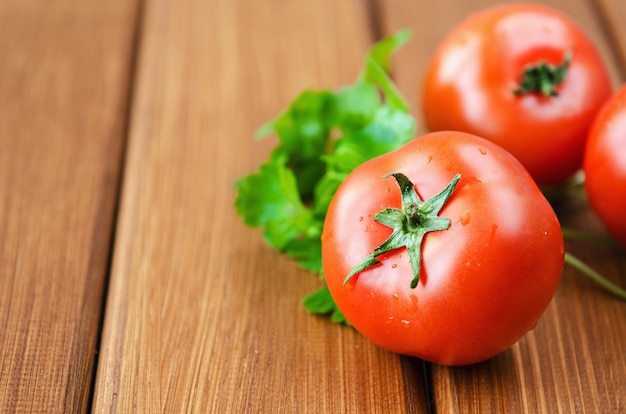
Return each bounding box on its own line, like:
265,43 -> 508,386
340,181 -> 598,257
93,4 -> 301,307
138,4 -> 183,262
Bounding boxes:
513,50 -> 572,97
345,173 -> 461,289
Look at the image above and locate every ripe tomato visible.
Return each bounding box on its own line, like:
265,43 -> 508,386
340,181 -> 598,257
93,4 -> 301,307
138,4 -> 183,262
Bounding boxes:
422,3 -> 612,185
584,84 -> 626,249
322,131 -> 564,365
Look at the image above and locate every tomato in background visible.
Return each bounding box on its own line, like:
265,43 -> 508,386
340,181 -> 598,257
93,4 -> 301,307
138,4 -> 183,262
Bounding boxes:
322,131 -> 564,365
422,3 -> 612,185
584,84 -> 626,249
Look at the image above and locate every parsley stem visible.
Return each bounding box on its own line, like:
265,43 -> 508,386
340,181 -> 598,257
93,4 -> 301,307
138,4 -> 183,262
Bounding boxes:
539,170 -> 585,203
564,251 -> 626,301
562,227 -> 619,246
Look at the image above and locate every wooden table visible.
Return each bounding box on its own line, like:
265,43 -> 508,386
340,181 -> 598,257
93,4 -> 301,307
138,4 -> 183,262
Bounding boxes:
2,0 -> 625,412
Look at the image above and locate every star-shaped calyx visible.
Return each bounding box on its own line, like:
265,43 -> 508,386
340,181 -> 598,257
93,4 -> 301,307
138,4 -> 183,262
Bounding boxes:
513,50 -> 572,97
344,172 -> 461,289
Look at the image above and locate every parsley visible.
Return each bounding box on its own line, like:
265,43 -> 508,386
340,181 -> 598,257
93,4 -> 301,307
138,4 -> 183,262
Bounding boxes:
235,30 -> 415,324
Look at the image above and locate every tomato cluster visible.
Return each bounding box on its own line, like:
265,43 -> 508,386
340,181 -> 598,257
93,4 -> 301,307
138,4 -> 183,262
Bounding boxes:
421,2 -> 626,251
322,3 -> 626,366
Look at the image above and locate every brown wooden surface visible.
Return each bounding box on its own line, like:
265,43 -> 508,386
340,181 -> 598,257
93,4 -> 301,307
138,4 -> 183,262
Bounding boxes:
1,0 -> 625,412
0,0 -> 139,412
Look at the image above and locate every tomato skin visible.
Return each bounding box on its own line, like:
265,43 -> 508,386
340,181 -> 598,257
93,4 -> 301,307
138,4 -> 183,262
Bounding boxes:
422,3 -> 612,185
584,85 -> 626,249
322,131 -> 564,365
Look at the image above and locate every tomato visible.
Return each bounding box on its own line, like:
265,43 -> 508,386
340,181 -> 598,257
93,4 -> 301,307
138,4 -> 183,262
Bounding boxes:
584,84 -> 626,249
321,131 -> 564,365
422,3 -> 612,185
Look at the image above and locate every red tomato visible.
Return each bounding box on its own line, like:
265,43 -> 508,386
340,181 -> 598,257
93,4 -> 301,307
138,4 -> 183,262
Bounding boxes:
584,84 -> 626,249
422,3 -> 612,185
322,131 -> 564,365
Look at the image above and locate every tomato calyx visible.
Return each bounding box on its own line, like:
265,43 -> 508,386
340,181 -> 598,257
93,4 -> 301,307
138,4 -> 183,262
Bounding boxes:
513,50 -> 572,97
344,172 -> 461,288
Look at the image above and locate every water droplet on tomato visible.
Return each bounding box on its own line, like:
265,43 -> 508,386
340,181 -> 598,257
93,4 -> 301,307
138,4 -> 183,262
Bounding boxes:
392,293 -> 399,303
458,211 -> 471,226
401,319 -> 410,325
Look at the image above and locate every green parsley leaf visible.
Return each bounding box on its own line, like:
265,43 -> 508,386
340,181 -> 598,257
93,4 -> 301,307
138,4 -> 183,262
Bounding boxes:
234,160 -> 314,250
260,90 -> 336,200
283,235 -> 323,274
302,285 -> 347,324
365,28 -> 411,74
359,28 -> 411,112
333,82 -> 381,131
235,30 -> 415,324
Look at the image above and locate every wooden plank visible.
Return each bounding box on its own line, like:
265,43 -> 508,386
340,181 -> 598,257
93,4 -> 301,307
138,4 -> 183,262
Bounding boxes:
376,0 -> 626,412
92,0 -> 429,412
596,0 -> 626,74
0,0 -> 139,412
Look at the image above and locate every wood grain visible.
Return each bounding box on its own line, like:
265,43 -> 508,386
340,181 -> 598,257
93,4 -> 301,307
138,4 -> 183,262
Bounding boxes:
596,0 -> 626,75
91,0 -> 428,412
0,0 -> 139,412
377,0 -> 626,412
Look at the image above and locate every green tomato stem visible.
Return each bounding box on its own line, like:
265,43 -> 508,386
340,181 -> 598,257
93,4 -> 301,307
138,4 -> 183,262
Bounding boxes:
564,252 -> 626,301
344,172 -> 460,289
513,50 -> 572,96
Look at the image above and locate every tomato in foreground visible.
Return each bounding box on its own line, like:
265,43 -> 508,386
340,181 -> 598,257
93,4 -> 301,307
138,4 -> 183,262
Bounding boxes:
422,3 -> 612,185
584,84 -> 626,249
322,131 -> 564,366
